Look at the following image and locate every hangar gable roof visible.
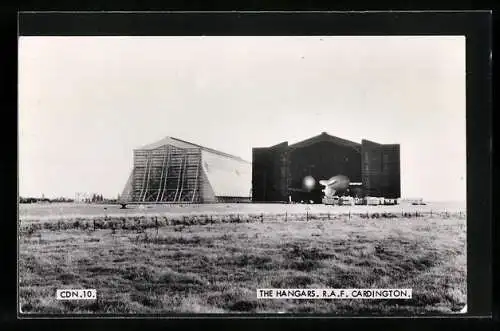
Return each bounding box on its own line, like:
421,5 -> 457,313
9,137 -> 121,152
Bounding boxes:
289,132 -> 361,151
138,136 -> 250,163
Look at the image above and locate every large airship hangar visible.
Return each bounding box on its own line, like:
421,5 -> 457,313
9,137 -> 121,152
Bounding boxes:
253,132 -> 401,203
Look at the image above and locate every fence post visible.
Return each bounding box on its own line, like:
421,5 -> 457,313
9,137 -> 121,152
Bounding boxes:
155,217 -> 159,236
349,210 -> 351,220
306,211 -> 309,222
328,212 -> 330,220
93,219 -> 96,231
285,211 -> 287,222
261,213 -> 264,223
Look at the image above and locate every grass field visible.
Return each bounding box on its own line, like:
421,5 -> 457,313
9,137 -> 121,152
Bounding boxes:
19,201 -> 466,221
18,202 -> 466,315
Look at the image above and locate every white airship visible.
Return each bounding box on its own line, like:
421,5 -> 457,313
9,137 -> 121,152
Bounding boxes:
319,175 -> 350,198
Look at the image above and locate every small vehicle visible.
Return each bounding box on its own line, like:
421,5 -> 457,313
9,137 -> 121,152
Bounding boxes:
365,197 -> 380,206
354,197 -> 365,205
409,198 -> 426,205
339,196 -> 355,206
322,196 -> 340,205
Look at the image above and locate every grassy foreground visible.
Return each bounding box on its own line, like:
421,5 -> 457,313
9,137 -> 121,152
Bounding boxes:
19,213 -> 466,315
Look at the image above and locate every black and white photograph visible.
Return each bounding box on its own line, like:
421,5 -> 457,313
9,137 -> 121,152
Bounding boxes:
18,33 -> 467,315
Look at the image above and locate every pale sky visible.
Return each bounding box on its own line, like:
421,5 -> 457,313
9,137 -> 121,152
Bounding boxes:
18,36 -> 466,201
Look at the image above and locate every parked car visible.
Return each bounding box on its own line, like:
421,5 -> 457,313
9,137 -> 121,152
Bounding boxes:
322,196 -> 340,205
354,197 -> 365,205
365,196 -> 380,206
340,196 -> 355,206
383,198 -> 398,205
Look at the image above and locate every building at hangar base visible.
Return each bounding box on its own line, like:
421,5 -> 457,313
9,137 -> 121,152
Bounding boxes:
121,137 -> 252,203
252,132 -> 401,204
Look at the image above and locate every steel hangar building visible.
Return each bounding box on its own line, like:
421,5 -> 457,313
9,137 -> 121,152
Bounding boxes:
121,137 -> 252,203
252,132 -> 401,203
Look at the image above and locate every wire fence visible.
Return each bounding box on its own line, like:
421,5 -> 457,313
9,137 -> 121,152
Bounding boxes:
19,209 -> 466,236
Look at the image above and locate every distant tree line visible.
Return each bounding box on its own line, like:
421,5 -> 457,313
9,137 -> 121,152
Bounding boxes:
19,197 -> 75,204
20,193 -> 118,204
79,194 -> 117,203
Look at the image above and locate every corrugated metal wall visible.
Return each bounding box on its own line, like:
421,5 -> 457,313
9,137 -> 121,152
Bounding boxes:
361,140 -> 401,198
251,142 -> 289,202
200,150 -> 252,199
